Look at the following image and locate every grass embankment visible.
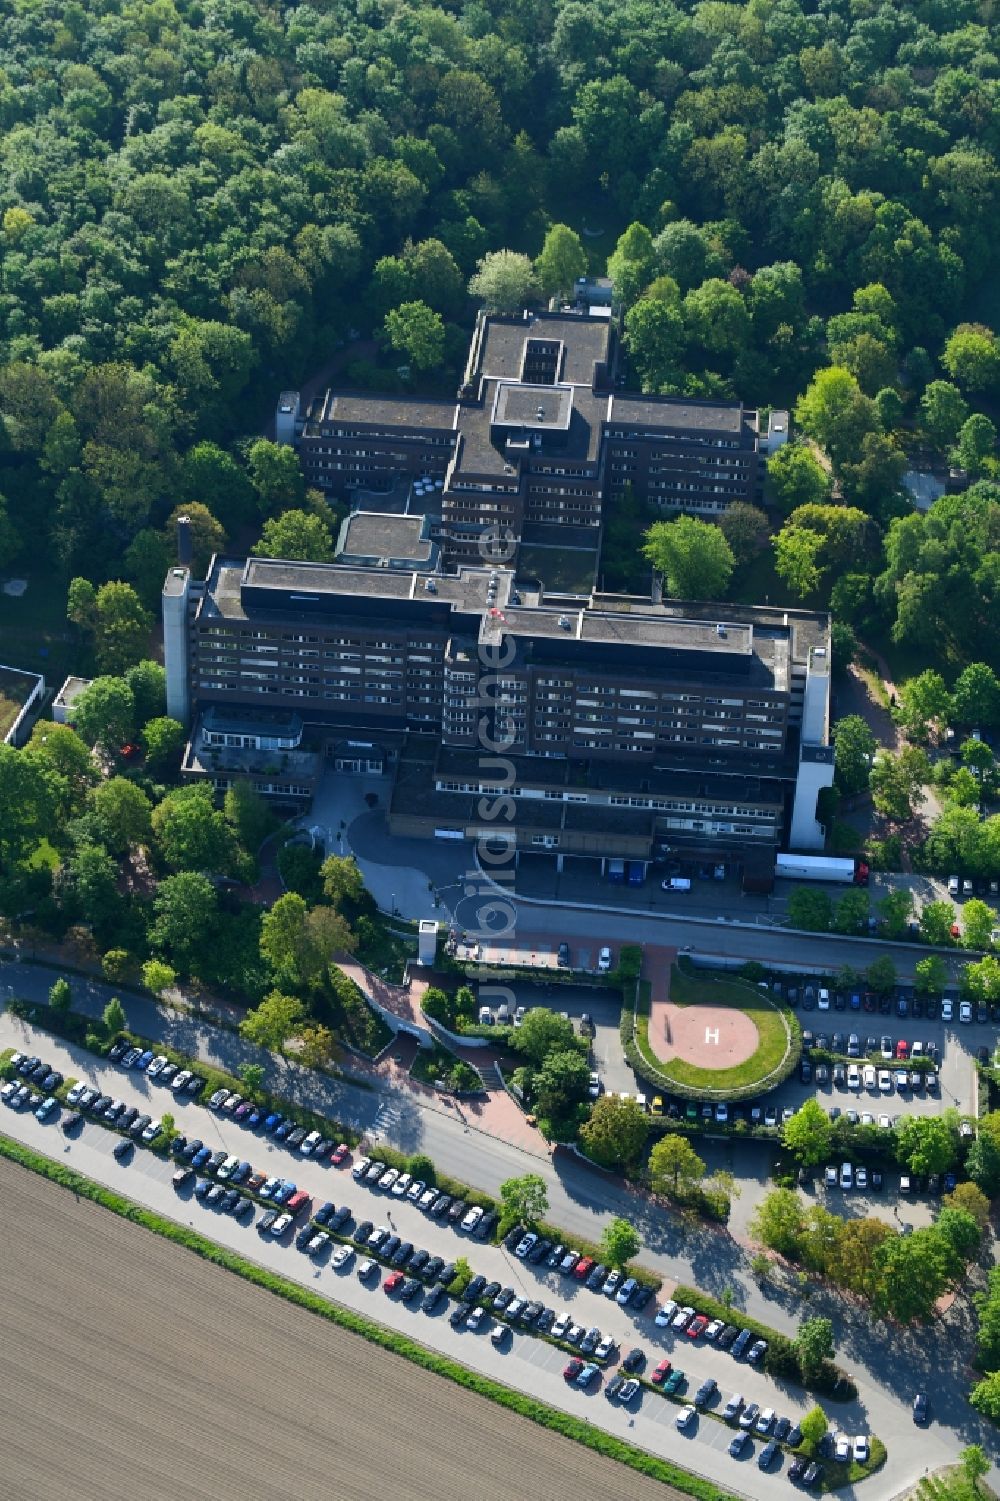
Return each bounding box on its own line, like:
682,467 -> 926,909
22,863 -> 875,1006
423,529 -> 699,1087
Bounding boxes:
631,967 -> 799,1100
0,1129 -> 737,1501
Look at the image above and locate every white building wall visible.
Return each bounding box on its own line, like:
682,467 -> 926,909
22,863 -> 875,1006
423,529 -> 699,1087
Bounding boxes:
162,567 -> 191,726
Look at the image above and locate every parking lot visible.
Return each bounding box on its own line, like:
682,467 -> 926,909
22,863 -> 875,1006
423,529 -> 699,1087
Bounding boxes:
0,1067 -> 866,1501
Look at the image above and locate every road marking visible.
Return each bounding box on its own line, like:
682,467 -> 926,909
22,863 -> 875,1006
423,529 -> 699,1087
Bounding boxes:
705,1027 -> 720,1046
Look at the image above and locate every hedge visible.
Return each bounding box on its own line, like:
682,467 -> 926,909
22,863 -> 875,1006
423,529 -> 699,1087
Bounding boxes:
0,1130 -> 737,1501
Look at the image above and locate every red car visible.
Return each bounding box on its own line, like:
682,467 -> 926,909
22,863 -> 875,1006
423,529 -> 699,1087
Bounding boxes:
563,1358 -> 584,1382
384,1271 -> 404,1294
895,1040 -> 909,1060
573,1256 -> 595,1281
687,1314 -> 709,1339
651,1359 -> 672,1385
119,743 -> 142,760
330,1143 -> 350,1165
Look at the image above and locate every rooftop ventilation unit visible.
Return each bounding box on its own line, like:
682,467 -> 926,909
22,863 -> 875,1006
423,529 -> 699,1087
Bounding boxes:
424,578 -> 437,592
558,615 -> 571,630
717,624 -> 727,637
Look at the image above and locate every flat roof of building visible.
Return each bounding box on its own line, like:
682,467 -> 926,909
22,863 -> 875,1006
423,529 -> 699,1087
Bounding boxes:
608,392 -> 750,436
199,556 -> 508,623
492,382 -> 573,430
52,675 -> 92,708
338,512 -> 434,565
319,393 -> 459,431
478,314 -> 613,387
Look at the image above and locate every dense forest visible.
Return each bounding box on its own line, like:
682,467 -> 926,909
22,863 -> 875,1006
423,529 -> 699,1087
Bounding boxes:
0,0 -> 999,671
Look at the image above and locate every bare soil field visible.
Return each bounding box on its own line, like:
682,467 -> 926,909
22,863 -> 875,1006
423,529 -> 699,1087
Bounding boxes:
0,1156 -> 676,1501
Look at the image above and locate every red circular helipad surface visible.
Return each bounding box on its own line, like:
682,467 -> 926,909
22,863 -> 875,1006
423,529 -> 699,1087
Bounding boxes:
650,1004 -> 759,1069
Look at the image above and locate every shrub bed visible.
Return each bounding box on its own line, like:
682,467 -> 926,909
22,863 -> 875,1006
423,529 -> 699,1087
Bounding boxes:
0,1130 -> 736,1501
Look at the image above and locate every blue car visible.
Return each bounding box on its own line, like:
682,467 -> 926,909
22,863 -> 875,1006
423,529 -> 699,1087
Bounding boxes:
943,1171 -> 957,1192
35,1096 -> 57,1122
244,1108 -> 262,1128
274,1121 -> 294,1141
192,1146 -> 212,1169
136,1049 -> 155,1069
194,1177 -> 212,1198
264,1113 -> 283,1133
273,1180 -> 296,1203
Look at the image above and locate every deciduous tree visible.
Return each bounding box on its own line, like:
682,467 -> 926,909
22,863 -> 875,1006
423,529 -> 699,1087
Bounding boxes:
253,508 -> 334,562
648,1134 -> 706,1197
580,1094 -> 648,1168
642,516 -> 734,599
239,988 -> 306,1050
499,1172 -> 548,1225
600,1217 -> 641,1267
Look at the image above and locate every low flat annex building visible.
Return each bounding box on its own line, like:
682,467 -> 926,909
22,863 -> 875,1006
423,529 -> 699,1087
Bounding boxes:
278,310 -> 788,568
163,542 -> 832,877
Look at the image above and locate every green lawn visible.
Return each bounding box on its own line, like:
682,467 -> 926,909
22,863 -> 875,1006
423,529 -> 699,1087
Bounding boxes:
634,966 -> 797,1098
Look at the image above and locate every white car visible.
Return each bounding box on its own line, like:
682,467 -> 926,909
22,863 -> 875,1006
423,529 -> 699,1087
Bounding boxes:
878,1069 -> 892,1093
331,1243 -> 354,1269
378,1166 -> 399,1191
141,1118 -> 161,1143
515,1232 -> 537,1259
170,1069 -> 192,1092
676,1408 -> 696,1431
824,1165 -> 837,1188
352,1155 -> 371,1180
655,1300 -> 678,1327
597,946 -> 612,973
217,1154 -> 240,1180
357,1257 -> 377,1280
588,1072 -> 601,1099
595,1333 -> 616,1360
855,1165 -> 868,1190
853,1435 -> 869,1463
146,1055 -> 168,1078
552,1311 -> 571,1339
941,999 -> 954,1022
461,1205 -> 483,1233
672,1305 -> 695,1330
66,1080 -> 88,1105
878,1114 -> 892,1130
834,1433 -> 851,1463
840,1162 -> 853,1189
817,989 -> 830,1010
862,1064 -> 876,1090
960,1001 -> 972,1024
704,1319 -> 725,1341
513,1006 -> 526,1028
299,1130 -> 322,1156
391,1172 -> 412,1198
847,1065 -> 861,1090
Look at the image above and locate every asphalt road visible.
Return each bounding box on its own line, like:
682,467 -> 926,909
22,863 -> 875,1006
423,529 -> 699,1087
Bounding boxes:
2,996 -> 997,1498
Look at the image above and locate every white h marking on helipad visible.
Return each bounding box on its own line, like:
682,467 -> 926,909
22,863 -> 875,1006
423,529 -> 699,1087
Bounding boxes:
705,1027 -> 720,1045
